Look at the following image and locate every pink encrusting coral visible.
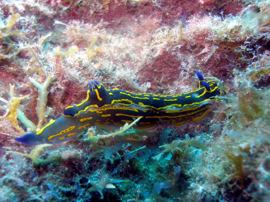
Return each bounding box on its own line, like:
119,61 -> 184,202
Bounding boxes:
0,0 -> 270,201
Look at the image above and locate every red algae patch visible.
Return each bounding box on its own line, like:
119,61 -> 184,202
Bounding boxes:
138,51 -> 181,91
48,79 -> 86,114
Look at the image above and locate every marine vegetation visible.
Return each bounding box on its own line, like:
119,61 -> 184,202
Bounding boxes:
1,0 -> 270,201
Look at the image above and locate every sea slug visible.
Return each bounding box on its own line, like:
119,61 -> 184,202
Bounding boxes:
16,71 -> 223,145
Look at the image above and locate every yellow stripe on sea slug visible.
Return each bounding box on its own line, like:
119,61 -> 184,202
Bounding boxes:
65,105 -> 74,109
73,104 -> 99,117
101,114 -> 111,117
182,100 -> 210,108
164,98 -> 178,102
198,88 -> 207,97
67,132 -> 77,137
36,119 -> 56,135
48,125 -> 76,141
115,113 -> 142,118
111,99 -> 134,104
87,106 -> 139,113
120,91 -> 149,100
79,117 -> 93,122
137,93 -> 150,97
159,100 -> 208,111
198,86 -> 218,98
138,102 -> 146,107
78,123 -> 92,130
76,90 -> 90,107
120,92 -> 131,96
162,106 -> 200,114
211,86 -> 218,93
94,89 -> 103,101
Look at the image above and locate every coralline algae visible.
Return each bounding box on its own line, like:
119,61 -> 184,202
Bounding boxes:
0,0 -> 270,201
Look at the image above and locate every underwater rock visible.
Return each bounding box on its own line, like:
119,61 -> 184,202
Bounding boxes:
1,0 -> 270,201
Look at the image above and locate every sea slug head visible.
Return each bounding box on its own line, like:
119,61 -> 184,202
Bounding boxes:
195,70 -> 225,96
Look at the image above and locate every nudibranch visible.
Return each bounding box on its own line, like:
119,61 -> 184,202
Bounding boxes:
16,71 -> 223,145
